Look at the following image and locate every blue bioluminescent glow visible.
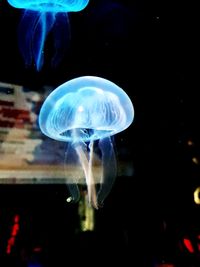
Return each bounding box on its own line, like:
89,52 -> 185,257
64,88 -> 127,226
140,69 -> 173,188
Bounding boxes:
7,0 -> 89,71
39,76 -> 134,209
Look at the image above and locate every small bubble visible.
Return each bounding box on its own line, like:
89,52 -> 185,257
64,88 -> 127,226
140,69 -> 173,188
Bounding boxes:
66,196 -> 72,203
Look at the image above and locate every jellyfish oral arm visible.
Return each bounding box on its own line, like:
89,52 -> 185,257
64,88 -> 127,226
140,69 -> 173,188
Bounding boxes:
74,141 -> 98,209
67,136 -> 117,209
75,144 -> 97,209
96,137 -> 117,206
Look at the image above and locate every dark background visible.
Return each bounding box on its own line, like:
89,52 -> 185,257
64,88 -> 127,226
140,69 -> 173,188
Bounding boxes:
0,0 -> 200,266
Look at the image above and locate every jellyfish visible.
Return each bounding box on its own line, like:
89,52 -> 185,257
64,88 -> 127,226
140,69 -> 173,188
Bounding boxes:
39,76 -> 134,209
7,0 -> 89,70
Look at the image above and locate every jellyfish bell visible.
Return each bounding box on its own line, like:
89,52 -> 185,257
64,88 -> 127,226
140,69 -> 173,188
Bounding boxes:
39,77 -> 134,141
39,76 -> 134,209
7,0 -> 89,70
7,0 -> 90,12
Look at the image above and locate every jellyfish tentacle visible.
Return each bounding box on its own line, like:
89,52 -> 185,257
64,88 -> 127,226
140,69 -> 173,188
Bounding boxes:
18,10 -> 55,70
7,0 -> 90,70
51,12 -> 71,68
18,10 -> 37,68
97,136 -> 117,207
32,11 -> 56,71
64,141 -> 80,203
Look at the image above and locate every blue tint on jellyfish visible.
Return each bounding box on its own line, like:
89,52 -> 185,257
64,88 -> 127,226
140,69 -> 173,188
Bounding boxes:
7,0 -> 89,70
39,76 -> 134,209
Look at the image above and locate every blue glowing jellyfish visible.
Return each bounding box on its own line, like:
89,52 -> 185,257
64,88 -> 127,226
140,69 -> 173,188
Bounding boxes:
7,0 -> 89,71
39,76 -> 134,209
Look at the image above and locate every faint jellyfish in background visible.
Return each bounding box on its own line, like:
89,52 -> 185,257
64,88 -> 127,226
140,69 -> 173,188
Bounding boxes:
39,76 -> 134,209
6,0 -> 89,71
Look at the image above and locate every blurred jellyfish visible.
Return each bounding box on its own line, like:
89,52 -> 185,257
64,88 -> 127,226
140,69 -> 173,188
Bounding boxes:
7,0 -> 89,70
39,76 -> 134,209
